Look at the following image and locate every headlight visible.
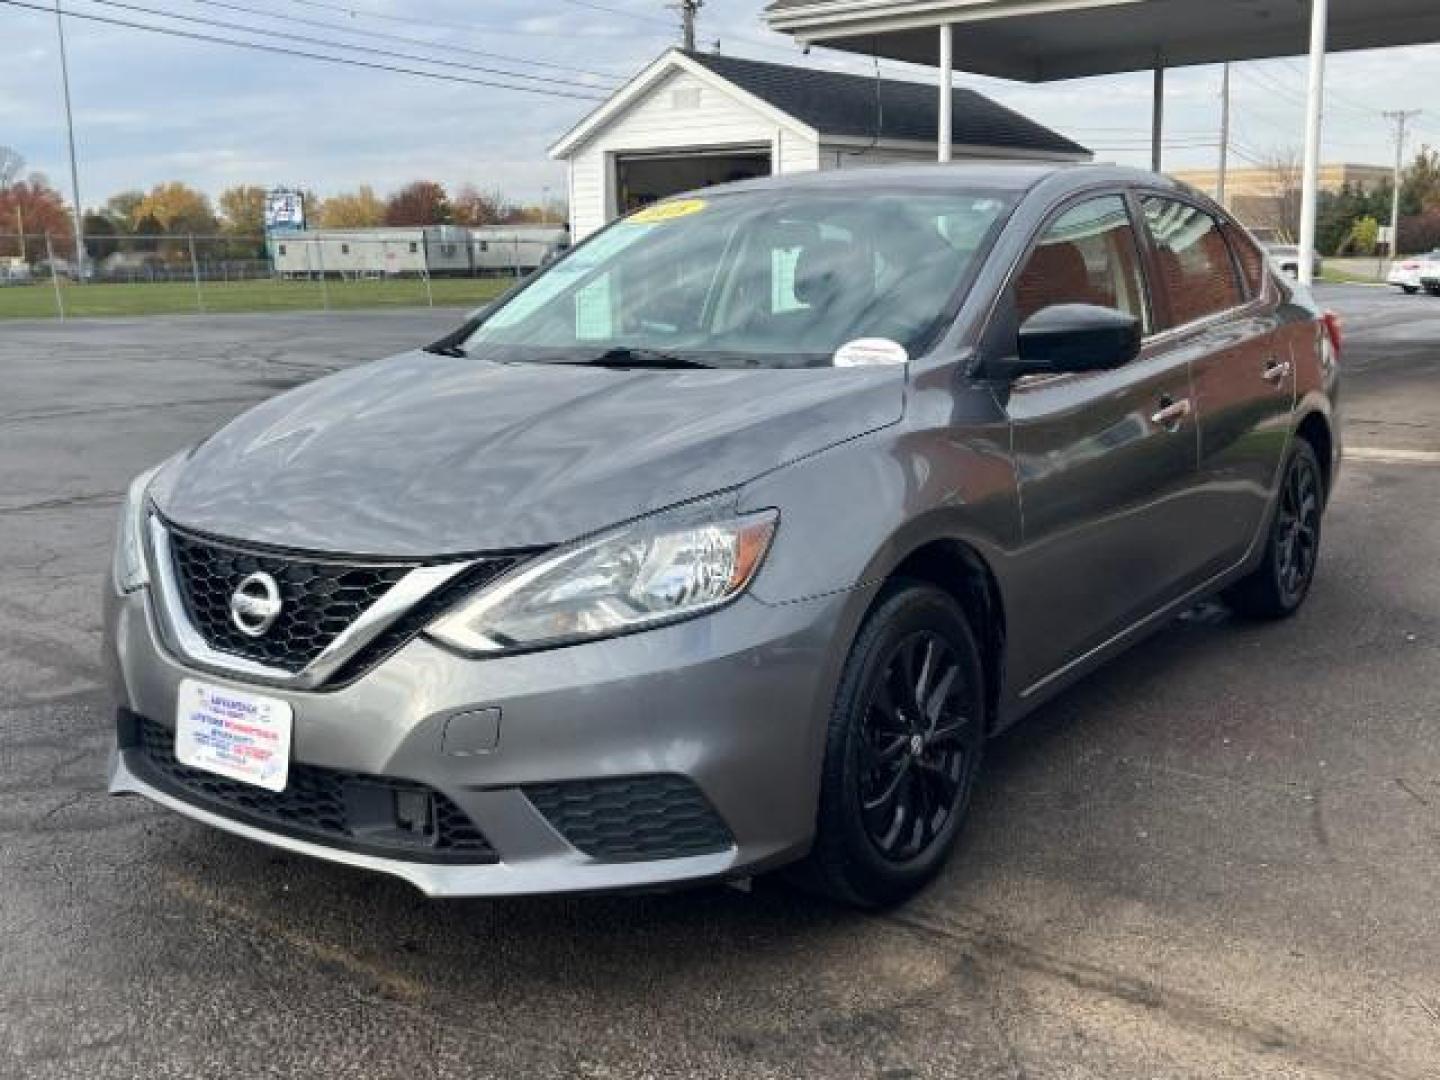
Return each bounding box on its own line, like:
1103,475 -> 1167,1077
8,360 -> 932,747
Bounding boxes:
427,501 -> 778,654
112,465 -> 162,593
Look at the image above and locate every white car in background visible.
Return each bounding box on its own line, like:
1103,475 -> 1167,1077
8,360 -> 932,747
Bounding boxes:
1388,251 -> 1440,295
1263,243 -> 1323,280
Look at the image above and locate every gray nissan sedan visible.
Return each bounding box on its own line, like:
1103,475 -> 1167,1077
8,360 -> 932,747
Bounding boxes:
105,164 -> 1341,907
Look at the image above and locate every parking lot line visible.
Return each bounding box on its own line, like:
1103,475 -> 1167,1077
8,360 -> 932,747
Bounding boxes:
1345,447 -> 1440,465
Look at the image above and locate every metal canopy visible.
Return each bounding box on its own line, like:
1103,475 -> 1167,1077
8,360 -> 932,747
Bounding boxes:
766,0 -> 1440,286
766,0 -> 1440,81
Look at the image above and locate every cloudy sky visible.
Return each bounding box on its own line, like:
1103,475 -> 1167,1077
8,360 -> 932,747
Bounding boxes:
4,0 -> 1440,210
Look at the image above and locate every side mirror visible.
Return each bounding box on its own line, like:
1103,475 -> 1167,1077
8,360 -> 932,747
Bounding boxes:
1009,304 -> 1141,377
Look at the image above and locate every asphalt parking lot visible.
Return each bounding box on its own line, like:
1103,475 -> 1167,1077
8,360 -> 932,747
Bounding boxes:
1,285 -> 1437,1079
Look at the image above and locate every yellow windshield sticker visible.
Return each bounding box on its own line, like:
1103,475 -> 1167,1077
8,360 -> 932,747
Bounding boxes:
630,198 -> 706,224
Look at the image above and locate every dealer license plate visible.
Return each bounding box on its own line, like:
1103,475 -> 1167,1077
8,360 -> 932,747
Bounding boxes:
174,678 -> 293,792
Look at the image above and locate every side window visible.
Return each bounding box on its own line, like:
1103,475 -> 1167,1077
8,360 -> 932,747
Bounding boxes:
1014,195 -> 1149,334
1141,197 -> 1245,325
1224,224 -> 1268,299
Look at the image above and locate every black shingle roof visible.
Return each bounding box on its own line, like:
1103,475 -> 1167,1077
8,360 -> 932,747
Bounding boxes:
684,50 -> 1089,158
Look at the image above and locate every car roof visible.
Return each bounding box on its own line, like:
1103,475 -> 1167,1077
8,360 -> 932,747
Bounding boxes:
686,161 -> 1196,201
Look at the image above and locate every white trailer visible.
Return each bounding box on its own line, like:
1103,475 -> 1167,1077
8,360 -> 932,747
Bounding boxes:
469,225 -> 569,275
271,227 -> 473,278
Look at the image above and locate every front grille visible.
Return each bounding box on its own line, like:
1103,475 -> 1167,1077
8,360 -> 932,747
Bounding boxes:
122,711 -> 498,864
526,775 -> 733,862
167,528 -> 414,674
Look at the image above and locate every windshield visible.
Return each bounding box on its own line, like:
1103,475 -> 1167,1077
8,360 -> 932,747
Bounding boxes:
460,188 -> 1015,368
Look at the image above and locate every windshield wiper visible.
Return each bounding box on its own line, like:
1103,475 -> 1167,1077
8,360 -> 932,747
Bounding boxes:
423,343 -> 467,357
563,347 -> 712,370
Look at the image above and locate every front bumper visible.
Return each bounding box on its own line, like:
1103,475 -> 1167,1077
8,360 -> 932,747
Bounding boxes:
105,580 -> 865,896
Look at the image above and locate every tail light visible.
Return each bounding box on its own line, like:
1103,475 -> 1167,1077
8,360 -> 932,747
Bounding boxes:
1321,311 -> 1343,358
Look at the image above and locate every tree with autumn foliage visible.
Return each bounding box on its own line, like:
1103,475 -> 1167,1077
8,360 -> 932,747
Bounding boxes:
216,184 -> 268,257
452,184 -> 511,227
0,171 -> 75,260
319,185 -> 385,228
135,182 -> 218,235
385,181 -> 452,226
218,185 -> 266,235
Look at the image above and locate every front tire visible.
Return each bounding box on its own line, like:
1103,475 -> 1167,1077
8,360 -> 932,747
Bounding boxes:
802,583 -> 987,908
1402,285 -> 1420,295
1225,439 -> 1325,620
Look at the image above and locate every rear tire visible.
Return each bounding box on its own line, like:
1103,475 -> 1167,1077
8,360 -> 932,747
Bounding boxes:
1225,439 -> 1324,620
1402,285 -> 1420,295
800,583 -> 987,909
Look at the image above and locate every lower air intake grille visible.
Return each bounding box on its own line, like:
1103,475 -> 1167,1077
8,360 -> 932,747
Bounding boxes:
525,775 -> 733,862
123,712 -> 497,864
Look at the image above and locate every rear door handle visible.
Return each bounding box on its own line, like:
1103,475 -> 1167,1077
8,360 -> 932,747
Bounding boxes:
1262,359 -> 1293,384
1151,397 -> 1192,431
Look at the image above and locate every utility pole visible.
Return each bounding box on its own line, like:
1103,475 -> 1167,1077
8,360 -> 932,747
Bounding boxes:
674,0 -> 702,50
1216,63 -> 1231,207
52,0 -> 86,282
1383,109 -> 1421,265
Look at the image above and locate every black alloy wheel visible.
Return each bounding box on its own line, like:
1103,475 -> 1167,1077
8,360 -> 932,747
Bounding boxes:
802,583 -> 987,908
1274,446 -> 1323,608
1226,439 -> 1325,620
858,630 -> 972,862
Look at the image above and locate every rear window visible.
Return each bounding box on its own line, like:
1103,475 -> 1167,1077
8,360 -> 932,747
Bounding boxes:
1141,197 -> 1245,326
1225,225 -> 1268,298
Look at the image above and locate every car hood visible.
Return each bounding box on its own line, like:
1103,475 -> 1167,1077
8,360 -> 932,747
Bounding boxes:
153,350 -> 905,557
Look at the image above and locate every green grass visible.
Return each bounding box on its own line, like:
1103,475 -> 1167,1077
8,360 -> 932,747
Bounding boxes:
1316,267 -> 1379,285
0,277 -> 513,320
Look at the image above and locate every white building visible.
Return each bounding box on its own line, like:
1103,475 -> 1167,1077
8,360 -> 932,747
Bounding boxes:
550,48 -> 1089,239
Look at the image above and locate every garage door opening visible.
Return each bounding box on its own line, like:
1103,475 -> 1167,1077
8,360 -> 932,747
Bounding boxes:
615,149 -> 771,215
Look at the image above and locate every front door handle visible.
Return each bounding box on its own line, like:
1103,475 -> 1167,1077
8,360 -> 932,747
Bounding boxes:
1151,396 -> 1192,431
1262,358 -> 1293,384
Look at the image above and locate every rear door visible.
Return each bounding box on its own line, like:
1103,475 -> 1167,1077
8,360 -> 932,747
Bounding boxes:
1138,196 -> 1295,574
996,192 -> 1208,694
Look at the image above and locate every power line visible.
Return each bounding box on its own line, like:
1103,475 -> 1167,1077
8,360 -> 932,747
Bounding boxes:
557,0 -> 672,28
0,0 -> 609,100
75,0 -> 608,90
289,0 -> 849,74
184,0 -> 624,80
285,0 -> 654,40
1239,63 -> 1376,121
1274,57 -> 1381,118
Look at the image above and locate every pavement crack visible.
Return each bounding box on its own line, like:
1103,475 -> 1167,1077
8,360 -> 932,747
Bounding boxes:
0,491 -> 121,516
1309,786 -> 1335,859
881,908 -> 1414,1080
1395,778 -> 1432,810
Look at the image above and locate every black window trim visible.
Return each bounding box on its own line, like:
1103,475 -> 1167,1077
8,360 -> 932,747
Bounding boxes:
976,183 -> 1159,384
1132,187 -> 1265,343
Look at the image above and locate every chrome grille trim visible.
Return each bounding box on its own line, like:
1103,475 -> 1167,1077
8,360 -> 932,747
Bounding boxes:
145,515 -> 475,690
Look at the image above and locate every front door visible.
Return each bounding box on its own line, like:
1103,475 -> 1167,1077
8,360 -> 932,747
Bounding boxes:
993,193 -> 1208,694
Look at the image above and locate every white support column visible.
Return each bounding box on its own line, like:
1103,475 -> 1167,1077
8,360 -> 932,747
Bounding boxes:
1298,0 -> 1328,287
938,23 -> 953,163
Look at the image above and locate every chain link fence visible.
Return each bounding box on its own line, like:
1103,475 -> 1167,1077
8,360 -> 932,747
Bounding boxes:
0,230 -> 555,319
